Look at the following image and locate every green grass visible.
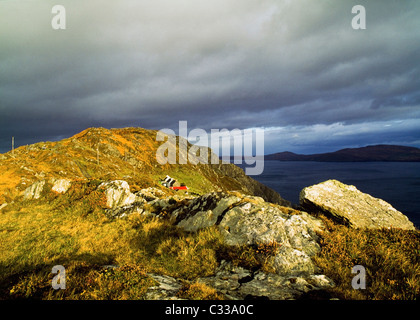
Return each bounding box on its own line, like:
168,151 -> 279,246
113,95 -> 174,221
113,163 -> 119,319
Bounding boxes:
160,166 -> 218,195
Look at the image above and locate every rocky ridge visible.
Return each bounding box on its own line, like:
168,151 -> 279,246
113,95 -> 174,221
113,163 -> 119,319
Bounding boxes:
108,184 -> 336,299
84,180 -> 329,278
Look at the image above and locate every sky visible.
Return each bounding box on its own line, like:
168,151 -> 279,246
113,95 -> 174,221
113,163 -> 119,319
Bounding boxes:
1,0 -> 420,155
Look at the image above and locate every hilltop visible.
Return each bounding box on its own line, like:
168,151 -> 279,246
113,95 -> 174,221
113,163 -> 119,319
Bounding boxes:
0,127 -> 287,206
266,145 -> 420,162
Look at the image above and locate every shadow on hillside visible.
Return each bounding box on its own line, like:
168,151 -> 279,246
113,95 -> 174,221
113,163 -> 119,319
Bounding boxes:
0,252 -> 115,299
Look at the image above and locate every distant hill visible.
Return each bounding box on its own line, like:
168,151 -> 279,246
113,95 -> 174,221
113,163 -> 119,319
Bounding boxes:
265,145 -> 420,162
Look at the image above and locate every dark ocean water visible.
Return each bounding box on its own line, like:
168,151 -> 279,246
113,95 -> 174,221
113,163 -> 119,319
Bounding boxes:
244,161 -> 420,229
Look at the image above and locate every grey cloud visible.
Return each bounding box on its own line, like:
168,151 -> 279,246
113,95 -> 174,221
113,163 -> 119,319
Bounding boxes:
263,119 -> 420,154
1,0 -> 420,153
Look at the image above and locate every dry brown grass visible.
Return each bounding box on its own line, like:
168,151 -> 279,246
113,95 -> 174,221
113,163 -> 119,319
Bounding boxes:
314,215 -> 420,300
177,282 -> 224,300
0,196 -> 225,299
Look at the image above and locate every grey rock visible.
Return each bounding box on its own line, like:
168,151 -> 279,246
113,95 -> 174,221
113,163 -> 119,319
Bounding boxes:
300,179 -> 415,230
98,180 -> 137,209
137,187 -> 166,201
104,201 -> 146,219
283,214 -> 321,256
176,192 -> 325,276
197,260 -> 334,300
177,194 -> 241,232
267,246 -> 316,276
210,163 -> 291,206
145,273 -> 185,300
218,205 -> 290,246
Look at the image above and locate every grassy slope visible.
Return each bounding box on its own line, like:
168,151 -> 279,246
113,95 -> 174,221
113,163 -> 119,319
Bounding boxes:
0,127 -> 233,299
0,196 -> 226,299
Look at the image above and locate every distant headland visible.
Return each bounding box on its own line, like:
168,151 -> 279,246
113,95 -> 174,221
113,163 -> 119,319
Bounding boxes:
265,145 -> 420,162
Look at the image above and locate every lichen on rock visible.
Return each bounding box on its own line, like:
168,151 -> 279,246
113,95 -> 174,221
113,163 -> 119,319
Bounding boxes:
300,179 -> 415,230
98,180 -> 137,209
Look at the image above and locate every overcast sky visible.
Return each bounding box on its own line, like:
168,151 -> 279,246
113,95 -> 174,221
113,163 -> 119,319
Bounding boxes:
1,0 -> 420,155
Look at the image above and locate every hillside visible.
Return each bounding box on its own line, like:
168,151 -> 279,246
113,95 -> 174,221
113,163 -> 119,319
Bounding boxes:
265,145 -> 420,162
0,127 -> 288,206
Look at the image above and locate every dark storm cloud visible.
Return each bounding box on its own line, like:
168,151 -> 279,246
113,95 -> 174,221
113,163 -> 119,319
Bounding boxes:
1,0 -> 420,153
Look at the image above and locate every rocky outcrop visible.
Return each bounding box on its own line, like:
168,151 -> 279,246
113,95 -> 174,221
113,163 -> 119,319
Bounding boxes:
137,187 -> 167,201
300,179 -> 415,230
142,260 -> 334,300
86,183 -> 328,281
172,192 -> 323,276
15,178 -> 340,299
97,180 -> 137,209
197,260 -> 334,300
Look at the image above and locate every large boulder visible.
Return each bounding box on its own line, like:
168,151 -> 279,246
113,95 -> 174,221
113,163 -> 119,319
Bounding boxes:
176,193 -> 242,232
300,179 -> 415,230
98,180 -> 136,209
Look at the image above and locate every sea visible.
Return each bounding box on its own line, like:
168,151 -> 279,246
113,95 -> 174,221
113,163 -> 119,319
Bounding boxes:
243,161 -> 420,229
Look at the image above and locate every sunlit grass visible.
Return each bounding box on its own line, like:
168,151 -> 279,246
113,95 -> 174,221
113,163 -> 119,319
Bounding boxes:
314,215 -> 420,300
177,282 -> 224,300
0,195 -> 225,299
